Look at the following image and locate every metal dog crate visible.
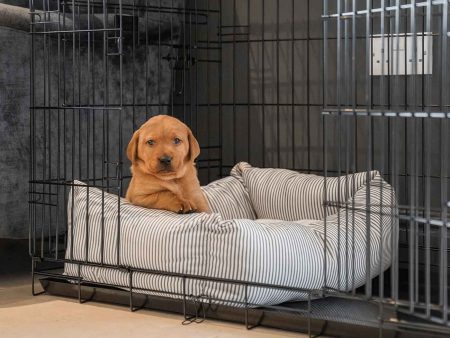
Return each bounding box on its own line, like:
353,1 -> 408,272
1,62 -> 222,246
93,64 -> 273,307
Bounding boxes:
29,0 -> 450,337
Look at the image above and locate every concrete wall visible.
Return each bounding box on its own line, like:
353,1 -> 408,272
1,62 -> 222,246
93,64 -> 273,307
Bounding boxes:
1,1 -> 181,238
0,27 -> 30,238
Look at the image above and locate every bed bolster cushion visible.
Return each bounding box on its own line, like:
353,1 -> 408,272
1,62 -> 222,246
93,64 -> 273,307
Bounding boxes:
201,172 -> 397,305
201,175 -> 256,220
236,162 -> 378,221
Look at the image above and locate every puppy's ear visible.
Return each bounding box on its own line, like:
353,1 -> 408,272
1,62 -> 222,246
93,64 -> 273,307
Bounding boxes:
187,129 -> 200,162
127,129 -> 140,163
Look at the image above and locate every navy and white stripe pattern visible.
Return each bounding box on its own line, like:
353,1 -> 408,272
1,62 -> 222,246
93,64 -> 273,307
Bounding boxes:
201,175 -> 256,220
235,161 -> 375,221
64,163 -> 397,307
200,164 -> 397,305
65,185 -> 221,299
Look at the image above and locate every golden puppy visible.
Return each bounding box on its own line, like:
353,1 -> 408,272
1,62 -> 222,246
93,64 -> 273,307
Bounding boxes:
126,115 -> 210,214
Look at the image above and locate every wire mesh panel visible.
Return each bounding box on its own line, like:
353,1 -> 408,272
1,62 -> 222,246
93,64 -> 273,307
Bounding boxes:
218,0 -> 320,173
323,0 -> 450,331
29,0 -> 221,259
28,5 -> 317,336
28,0 -> 450,336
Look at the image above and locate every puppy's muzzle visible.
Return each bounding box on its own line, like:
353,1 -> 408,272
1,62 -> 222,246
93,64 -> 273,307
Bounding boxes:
159,155 -> 173,169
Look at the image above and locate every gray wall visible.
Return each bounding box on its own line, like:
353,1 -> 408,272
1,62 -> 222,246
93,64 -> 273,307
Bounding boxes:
1,1 -> 181,238
0,27 -> 30,238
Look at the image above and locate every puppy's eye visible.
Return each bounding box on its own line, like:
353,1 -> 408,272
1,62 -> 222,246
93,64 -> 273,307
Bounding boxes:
147,140 -> 154,146
173,138 -> 181,145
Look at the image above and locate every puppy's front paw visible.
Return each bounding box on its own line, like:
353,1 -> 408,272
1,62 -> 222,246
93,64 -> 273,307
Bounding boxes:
176,200 -> 198,214
177,208 -> 195,214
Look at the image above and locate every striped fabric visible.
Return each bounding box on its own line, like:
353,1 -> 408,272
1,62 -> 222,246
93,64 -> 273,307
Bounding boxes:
201,175 -> 256,220
64,163 -> 397,307
65,185 -> 222,299
201,168 -> 397,305
234,162 -> 376,221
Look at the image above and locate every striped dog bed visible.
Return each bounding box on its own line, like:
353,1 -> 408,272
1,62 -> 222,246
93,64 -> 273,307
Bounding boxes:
64,162 -> 397,306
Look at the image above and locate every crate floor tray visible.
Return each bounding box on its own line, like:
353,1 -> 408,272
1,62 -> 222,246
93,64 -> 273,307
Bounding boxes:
39,277 -> 411,338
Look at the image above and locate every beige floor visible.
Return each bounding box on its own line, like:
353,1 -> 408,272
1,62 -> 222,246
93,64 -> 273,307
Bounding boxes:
0,276 -> 313,338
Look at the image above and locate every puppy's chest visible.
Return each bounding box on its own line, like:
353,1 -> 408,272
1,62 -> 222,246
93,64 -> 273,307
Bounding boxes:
135,177 -> 188,196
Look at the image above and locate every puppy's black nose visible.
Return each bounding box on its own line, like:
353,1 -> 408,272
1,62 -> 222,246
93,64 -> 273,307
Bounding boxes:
159,155 -> 172,165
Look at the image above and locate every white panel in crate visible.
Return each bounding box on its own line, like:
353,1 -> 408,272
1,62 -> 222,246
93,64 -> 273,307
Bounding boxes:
370,33 -> 432,76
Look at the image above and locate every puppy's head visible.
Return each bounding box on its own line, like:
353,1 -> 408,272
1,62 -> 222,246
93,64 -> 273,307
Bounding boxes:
127,115 -> 200,180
